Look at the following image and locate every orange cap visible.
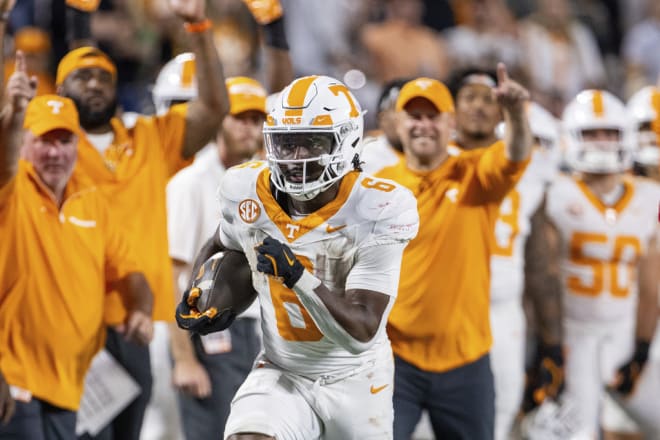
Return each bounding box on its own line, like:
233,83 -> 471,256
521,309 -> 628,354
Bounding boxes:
226,76 -> 267,115
56,46 -> 117,85
15,27 -> 51,54
396,77 -> 454,113
24,95 -> 81,136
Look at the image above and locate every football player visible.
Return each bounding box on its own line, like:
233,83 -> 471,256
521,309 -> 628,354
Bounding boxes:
176,75 -> 419,440
593,86 -> 660,440
542,89 -> 660,438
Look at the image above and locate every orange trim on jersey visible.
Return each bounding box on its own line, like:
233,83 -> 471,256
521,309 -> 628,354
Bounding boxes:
592,90 -> 604,117
284,75 -> 317,117
255,168 -> 359,242
181,58 -> 195,87
575,178 -> 635,218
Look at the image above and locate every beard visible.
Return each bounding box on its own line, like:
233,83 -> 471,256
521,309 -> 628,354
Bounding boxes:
69,95 -> 118,131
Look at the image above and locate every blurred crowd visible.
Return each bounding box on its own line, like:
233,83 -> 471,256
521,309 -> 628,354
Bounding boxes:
4,0 -> 660,127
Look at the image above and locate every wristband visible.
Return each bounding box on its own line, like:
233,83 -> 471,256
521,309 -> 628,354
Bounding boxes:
184,18 -> 212,34
263,17 -> 289,50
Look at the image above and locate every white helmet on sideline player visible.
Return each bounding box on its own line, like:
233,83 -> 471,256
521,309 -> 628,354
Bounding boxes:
263,75 -> 364,201
152,52 -> 197,115
562,90 -> 635,174
626,85 -> 660,167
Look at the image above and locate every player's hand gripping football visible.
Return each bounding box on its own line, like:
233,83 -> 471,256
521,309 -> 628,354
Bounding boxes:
175,287 -> 236,336
610,339 -> 650,396
256,236 -> 304,288
522,342 -> 565,412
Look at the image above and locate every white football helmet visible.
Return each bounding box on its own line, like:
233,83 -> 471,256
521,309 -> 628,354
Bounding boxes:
152,52 -> 197,115
263,75 -> 364,200
627,85 -> 660,167
528,102 -> 561,181
562,90 -> 635,174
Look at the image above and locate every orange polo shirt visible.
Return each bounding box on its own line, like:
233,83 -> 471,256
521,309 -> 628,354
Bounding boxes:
75,105 -> 190,324
376,142 -> 529,372
0,161 -> 139,410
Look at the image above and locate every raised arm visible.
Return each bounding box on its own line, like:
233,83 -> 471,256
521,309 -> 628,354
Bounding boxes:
0,51 -> 36,188
242,0 -> 293,93
169,0 -> 229,159
493,63 -> 532,162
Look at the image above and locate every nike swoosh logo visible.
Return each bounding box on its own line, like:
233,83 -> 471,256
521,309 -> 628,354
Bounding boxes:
284,250 -> 296,266
326,224 -> 347,233
370,384 -> 388,394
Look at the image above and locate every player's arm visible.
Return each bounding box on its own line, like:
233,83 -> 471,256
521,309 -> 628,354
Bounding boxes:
0,50 -> 35,189
522,211 -> 565,411
494,62 -> 532,162
524,200 -> 562,346
242,0 -> 293,93
169,0 -> 229,159
169,259 -> 211,398
613,227 -> 660,395
256,238 -> 404,354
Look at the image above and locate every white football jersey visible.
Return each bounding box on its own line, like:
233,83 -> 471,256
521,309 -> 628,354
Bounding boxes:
360,135 -> 403,174
490,151 -> 554,303
217,161 -> 418,378
546,175 -> 660,322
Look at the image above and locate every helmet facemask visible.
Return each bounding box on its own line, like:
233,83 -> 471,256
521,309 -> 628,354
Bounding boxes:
566,127 -> 632,174
634,122 -> 660,167
265,121 -> 359,201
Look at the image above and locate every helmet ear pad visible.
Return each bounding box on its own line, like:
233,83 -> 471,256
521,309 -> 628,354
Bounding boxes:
264,75 -> 364,199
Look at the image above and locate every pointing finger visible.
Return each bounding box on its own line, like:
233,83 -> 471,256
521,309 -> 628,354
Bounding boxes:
14,50 -> 26,74
496,62 -> 509,85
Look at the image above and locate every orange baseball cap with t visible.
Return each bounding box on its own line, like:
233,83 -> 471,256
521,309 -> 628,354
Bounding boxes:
24,95 -> 81,136
56,46 -> 117,85
396,77 -> 454,113
226,76 -> 267,115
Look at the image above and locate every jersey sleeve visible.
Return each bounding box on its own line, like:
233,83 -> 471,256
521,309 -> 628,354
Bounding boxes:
474,141 -> 530,202
362,182 -> 419,247
216,170 -> 247,251
166,169 -> 204,264
345,243 -> 408,297
153,103 -> 192,177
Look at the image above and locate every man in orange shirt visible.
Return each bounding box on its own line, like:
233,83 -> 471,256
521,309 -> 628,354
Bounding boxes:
375,64 -> 532,439
0,58 -> 153,439
54,0 -> 228,437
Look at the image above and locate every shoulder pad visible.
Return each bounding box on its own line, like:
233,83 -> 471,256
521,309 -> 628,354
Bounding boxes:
219,161 -> 268,203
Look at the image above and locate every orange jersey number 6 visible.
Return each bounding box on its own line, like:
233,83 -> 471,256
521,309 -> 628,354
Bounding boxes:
269,255 -> 323,341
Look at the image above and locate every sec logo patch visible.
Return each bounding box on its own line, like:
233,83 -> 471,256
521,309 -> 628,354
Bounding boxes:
238,199 -> 261,223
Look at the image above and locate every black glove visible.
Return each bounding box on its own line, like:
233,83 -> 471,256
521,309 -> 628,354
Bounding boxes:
175,287 -> 236,335
612,339 -> 650,396
256,236 -> 304,288
522,342 -> 564,413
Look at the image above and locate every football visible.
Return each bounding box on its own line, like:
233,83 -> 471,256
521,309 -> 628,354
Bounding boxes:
191,250 -> 258,317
